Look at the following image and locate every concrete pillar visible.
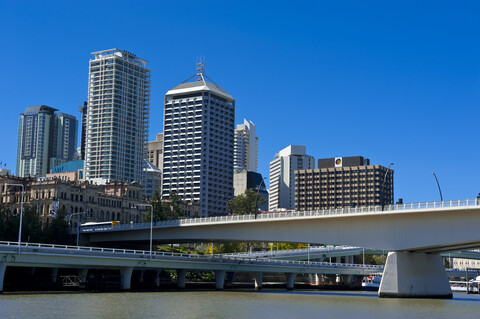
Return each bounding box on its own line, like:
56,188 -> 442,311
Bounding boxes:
49,268 -> 59,283
336,275 -> 342,283
379,252 -> 452,299
286,273 -> 296,290
154,271 -> 161,287
78,268 -> 88,284
215,270 -> 226,290
28,267 -> 36,276
120,267 -> 134,290
254,272 -> 263,290
138,270 -> 145,283
177,269 -> 186,289
0,263 -> 6,293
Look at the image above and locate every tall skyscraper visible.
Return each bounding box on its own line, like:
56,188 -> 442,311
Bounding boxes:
162,61 -> 235,216
16,105 -> 77,178
148,133 -> 163,170
84,49 -> 151,184
78,101 -> 87,160
268,145 -> 315,211
295,156 -> 394,210
234,119 -> 258,172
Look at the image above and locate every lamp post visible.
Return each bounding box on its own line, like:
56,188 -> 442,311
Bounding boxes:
67,212 -> 83,246
432,172 -> 443,201
381,163 -> 394,210
5,183 -> 25,254
134,204 -> 154,260
254,178 -> 267,219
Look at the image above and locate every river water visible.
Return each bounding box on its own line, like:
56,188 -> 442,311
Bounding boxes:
1,290 -> 480,319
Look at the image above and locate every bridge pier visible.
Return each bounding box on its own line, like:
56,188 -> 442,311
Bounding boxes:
378,252 -> 452,299
286,273 -> 296,290
120,267 -> 134,290
78,268 -> 88,282
0,262 -> 6,293
215,270 -> 226,290
254,272 -> 263,290
154,271 -> 161,287
177,269 -> 186,289
49,268 -> 59,283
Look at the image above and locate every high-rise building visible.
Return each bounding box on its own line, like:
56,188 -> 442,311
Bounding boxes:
234,119 -> 258,172
233,170 -> 268,211
84,49 -> 151,185
16,105 -> 78,178
295,156 -> 394,210
78,101 -> 87,160
268,145 -> 315,211
162,61 -> 235,216
148,133 -> 163,170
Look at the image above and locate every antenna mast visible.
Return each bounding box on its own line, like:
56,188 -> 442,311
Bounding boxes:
196,57 -> 205,81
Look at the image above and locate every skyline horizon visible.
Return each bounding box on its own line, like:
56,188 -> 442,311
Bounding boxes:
1,1 -> 478,204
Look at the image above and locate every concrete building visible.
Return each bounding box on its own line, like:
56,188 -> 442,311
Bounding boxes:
143,161 -> 161,198
16,105 -> 78,178
0,175 -> 146,229
268,145 -> 315,211
84,49 -> 150,185
47,160 -> 85,181
78,102 -> 87,160
162,61 -> 235,216
148,133 -> 163,170
234,119 -> 258,172
295,156 -> 394,210
233,170 -> 268,211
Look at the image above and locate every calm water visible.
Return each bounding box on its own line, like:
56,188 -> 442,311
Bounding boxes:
1,290 -> 480,319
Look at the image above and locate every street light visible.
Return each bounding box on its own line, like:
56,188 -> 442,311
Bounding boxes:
5,183 -> 25,254
67,212 -> 83,246
432,172 -> 443,201
254,178 -> 267,219
381,163 -> 394,210
134,204 -> 154,260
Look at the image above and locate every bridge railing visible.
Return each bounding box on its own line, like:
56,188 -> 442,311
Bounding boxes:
0,241 -> 383,271
83,198 -> 480,233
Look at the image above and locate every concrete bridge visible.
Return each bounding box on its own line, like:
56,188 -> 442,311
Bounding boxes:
0,241 -> 383,292
83,198 -> 480,298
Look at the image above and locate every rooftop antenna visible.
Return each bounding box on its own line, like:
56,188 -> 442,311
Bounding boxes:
196,56 -> 205,81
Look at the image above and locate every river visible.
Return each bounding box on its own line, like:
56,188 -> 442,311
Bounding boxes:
1,290 -> 480,319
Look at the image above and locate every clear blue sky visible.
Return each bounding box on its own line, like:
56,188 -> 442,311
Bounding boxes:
1,0 -> 479,203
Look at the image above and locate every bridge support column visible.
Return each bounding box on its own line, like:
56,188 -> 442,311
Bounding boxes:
120,267 -> 134,290
49,268 -> 59,283
177,269 -> 186,289
254,272 -> 263,290
286,273 -> 296,290
154,271 -> 161,287
0,263 -> 6,293
78,268 -> 88,284
378,252 -> 452,299
215,270 -> 226,290
138,270 -> 144,283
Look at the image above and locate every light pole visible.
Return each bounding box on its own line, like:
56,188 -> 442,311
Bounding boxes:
67,212 -> 83,246
5,183 -> 25,254
381,163 -> 394,210
254,178 -> 267,219
134,204 -> 154,260
432,172 -> 443,201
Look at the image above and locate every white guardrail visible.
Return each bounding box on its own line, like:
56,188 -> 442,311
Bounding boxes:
0,241 -> 383,271
81,198 -> 480,233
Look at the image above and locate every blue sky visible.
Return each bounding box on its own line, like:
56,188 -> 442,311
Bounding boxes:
1,0 -> 479,203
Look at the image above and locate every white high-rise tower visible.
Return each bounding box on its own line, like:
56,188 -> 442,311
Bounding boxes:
162,60 -> 235,216
269,145 -> 315,211
84,49 -> 151,184
234,119 -> 258,172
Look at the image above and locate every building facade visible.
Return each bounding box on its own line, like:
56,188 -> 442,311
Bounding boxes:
268,145 -> 315,211
233,170 -> 268,211
148,133 -> 163,170
295,156 -> 394,210
162,63 -> 235,216
234,119 -> 258,172
84,49 -> 150,185
0,175 -> 147,229
16,105 -> 77,178
78,102 -> 87,160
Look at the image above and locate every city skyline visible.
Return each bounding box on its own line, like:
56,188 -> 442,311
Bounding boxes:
1,1 -> 479,203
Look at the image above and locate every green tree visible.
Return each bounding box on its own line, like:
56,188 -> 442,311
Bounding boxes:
227,189 -> 266,215
145,191 -> 184,222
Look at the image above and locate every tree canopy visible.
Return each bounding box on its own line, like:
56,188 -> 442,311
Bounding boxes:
227,189 -> 266,215
144,191 -> 184,222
